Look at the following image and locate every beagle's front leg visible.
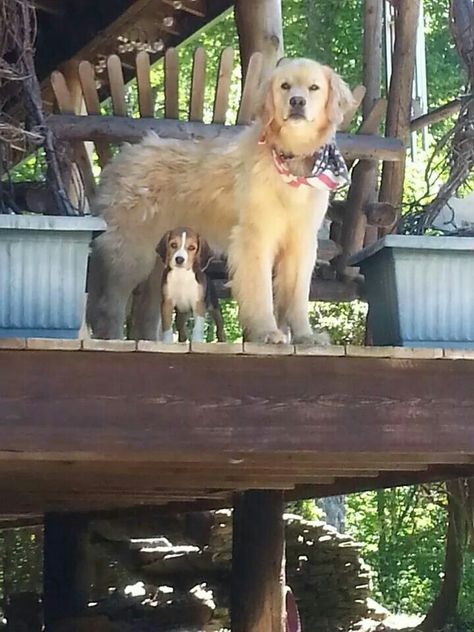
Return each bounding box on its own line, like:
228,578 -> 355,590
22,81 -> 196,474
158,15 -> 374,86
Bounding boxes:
191,298 -> 206,343
161,298 -> 175,343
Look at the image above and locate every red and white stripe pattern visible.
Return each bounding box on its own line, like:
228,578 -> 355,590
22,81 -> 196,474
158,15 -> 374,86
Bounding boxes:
271,142 -> 350,192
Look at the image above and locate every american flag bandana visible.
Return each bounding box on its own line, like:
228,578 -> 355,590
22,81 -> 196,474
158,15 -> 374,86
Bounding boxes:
270,142 -> 350,191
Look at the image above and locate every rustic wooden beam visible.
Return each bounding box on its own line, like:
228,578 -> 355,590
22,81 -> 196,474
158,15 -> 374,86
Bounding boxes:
410,98 -> 462,132
43,513 -> 91,628
234,0 -> 284,83
337,0 -> 385,275
44,113 -> 405,161
231,491 -> 285,632
290,466 -> 474,500
2,351 -> 474,458
379,0 -> 421,224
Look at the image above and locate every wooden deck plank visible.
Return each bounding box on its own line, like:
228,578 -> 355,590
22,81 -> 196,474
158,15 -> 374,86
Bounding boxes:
2,350 -> 474,457
1,348 -> 473,514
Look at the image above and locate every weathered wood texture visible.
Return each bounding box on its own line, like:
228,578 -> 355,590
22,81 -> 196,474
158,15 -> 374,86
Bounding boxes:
231,491 -> 285,632
234,0 -> 284,83
5,349 -> 474,456
46,113 -> 404,162
379,0 -> 421,224
337,0 -> 385,273
0,347 -> 473,513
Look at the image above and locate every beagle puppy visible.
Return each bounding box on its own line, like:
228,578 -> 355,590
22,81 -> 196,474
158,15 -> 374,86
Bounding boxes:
157,227 -> 226,343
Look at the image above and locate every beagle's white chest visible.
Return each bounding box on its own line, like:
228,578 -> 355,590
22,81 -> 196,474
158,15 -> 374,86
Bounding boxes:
164,267 -> 201,312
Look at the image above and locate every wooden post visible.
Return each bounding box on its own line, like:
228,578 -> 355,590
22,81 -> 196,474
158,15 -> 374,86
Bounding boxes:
57,60 -> 96,211
337,0 -> 384,274
379,0 -> 421,225
43,513 -> 91,629
234,0 -> 284,83
231,490 -> 286,632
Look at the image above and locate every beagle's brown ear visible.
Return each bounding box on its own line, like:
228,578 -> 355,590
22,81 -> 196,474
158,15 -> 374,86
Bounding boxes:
156,231 -> 170,263
324,66 -> 355,128
197,237 -> 214,272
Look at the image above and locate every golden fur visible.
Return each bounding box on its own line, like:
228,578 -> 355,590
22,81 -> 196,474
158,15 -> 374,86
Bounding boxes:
86,58 -> 353,342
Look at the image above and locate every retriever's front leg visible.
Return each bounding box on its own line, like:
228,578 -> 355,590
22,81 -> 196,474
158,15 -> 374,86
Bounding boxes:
228,225 -> 285,343
274,230 -> 328,345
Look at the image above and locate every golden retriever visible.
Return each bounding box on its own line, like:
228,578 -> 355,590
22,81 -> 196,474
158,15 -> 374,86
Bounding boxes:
86,58 -> 353,343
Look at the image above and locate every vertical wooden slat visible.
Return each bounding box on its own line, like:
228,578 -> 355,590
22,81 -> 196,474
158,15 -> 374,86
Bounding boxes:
107,54 -> 127,116
78,61 -> 113,168
51,71 -> 74,113
165,47 -> 179,119
189,47 -> 207,122
237,52 -> 263,124
136,51 -> 154,117
213,46 -> 234,124
340,85 -> 366,132
50,68 -> 96,206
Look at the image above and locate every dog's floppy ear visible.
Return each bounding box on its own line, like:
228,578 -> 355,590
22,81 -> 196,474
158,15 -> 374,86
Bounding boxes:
276,57 -> 289,67
156,231 -> 170,263
324,66 -> 355,128
196,236 -> 214,272
255,76 -> 275,129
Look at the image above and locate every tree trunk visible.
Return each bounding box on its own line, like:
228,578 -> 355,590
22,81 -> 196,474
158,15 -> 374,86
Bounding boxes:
420,480 -> 468,631
319,496 -> 346,533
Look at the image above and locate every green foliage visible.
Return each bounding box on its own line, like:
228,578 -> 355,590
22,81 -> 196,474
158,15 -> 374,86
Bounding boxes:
346,486 -> 474,627
286,499 -> 322,521
309,300 -> 367,345
0,528 -> 43,609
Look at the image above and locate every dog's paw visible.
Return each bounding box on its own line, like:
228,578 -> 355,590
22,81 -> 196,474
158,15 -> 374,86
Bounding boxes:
293,329 -> 332,346
246,329 -> 287,344
162,329 -> 174,343
263,329 -> 288,344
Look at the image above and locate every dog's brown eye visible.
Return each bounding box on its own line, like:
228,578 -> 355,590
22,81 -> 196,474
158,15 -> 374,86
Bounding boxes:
281,82 -> 291,90
188,245 -> 196,251
170,242 -> 178,249
309,84 -> 320,91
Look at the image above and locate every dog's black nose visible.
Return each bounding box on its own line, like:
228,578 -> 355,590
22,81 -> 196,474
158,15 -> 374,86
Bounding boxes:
175,256 -> 185,265
290,96 -> 306,108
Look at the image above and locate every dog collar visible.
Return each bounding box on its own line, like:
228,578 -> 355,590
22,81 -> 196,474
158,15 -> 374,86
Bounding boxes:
259,135 -> 350,191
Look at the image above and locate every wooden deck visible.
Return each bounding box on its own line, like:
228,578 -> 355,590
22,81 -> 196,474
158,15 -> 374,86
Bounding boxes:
1,338 -> 474,519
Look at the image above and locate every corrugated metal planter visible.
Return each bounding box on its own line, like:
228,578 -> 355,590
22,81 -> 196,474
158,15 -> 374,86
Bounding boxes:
350,235 -> 474,349
0,215 -> 105,339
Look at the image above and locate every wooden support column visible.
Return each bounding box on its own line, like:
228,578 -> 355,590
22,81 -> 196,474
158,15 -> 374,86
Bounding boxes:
43,513 -> 91,629
337,0 -> 385,275
235,0 -> 284,83
379,0 -> 421,226
231,490 -> 286,632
